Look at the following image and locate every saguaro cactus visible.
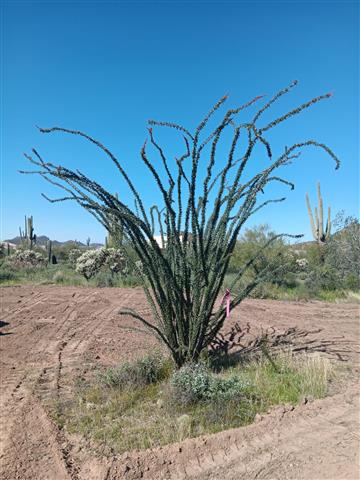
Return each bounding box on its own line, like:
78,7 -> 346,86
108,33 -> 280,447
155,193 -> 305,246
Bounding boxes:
306,182 -> 331,244
19,215 -> 36,249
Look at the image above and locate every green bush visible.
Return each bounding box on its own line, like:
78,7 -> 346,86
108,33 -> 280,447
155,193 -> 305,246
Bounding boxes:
169,363 -> 249,405
0,262 -> 16,282
102,352 -> 170,389
305,264 -> 340,292
229,224 -> 296,288
94,271 -> 116,287
343,273 -> 360,291
9,249 -> 45,268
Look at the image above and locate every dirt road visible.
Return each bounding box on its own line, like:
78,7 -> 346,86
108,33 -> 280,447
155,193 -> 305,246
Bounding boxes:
0,286 -> 359,479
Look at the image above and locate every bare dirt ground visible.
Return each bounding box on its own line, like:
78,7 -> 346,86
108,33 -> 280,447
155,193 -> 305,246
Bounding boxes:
0,285 -> 359,480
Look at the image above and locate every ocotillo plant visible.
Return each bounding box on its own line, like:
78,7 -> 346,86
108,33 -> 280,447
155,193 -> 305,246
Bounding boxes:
21,81 -> 339,367
105,193 -> 124,248
19,215 -> 37,249
306,182 -> 331,244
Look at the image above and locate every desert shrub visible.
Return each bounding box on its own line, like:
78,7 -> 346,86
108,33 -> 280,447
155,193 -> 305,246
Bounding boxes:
52,270 -> 66,283
343,273 -> 359,291
229,225 -> 296,288
305,264 -> 340,292
68,248 -> 83,266
169,363 -> 248,405
0,262 -> 16,282
75,248 -> 108,280
9,249 -> 45,268
102,352 -> 170,389
326,212 -> 360,289
296,257 -> 309,270
301,213 -> 360,292
104,248 -> 127,274
75,248 -> 128,280
93,271 -> 116,287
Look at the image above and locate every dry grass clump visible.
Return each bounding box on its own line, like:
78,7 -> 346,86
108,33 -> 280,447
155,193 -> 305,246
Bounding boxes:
101,351 -> 172,389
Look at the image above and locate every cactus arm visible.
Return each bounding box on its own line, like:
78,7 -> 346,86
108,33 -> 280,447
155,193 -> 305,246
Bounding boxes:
317,183 -> 324,241
325,206 -> 331,239
314,206 -> 320,242
27,215 -> 35,249
306,193 -> 317,240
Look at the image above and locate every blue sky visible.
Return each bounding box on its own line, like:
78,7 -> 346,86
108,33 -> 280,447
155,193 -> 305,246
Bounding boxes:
1,0 -> 358,243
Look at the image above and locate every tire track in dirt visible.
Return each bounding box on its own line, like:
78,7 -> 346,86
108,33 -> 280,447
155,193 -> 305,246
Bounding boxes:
29,291 -> 136,477
0,366 -> 29,458
104,383 -> 359,480
0,288 -> 101,479
1,394 -> 78,480
1,290 -> 45,321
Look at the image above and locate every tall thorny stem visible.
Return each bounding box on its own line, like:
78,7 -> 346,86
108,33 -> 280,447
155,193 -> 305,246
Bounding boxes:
21,81 -> 339,367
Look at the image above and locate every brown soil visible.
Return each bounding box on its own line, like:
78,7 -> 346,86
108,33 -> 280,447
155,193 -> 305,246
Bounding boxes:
0,286 -> 359,480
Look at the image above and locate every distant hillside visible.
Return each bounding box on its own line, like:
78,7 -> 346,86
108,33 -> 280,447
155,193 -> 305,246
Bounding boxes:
3,235 -> 103,249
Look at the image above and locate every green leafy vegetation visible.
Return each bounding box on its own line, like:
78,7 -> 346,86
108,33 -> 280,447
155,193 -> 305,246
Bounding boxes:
0,262 -> 142,287
226,220 -> 359,303
58,350 -> 334,454
102,352 -> 172,388
1,216 -> 358,303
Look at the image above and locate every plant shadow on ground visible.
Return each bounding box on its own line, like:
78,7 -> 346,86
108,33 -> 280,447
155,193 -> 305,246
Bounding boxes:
0,320 -> 13,336
208,321 -> 355,370
50,326 -> 341,455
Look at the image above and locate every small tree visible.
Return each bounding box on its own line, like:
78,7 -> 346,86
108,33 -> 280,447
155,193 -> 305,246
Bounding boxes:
22,81 -> 339,367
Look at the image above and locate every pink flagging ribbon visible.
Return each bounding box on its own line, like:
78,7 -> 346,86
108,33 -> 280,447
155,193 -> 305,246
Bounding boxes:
221,289 -> 231,318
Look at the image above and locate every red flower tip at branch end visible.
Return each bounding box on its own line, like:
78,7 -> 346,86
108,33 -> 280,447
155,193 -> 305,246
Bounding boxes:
254,95 -> 265,101
147,127 -> 153,135
326,91 -> 334,98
